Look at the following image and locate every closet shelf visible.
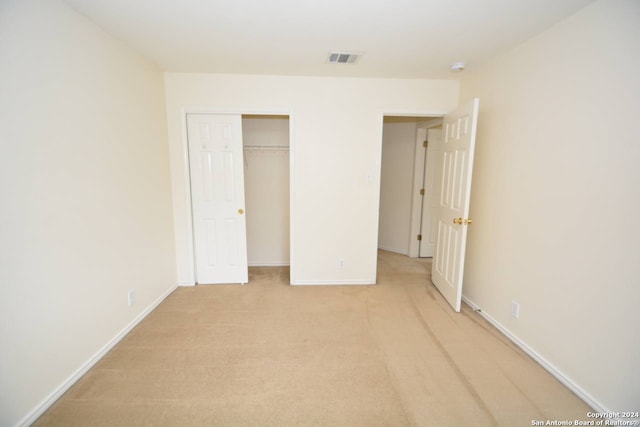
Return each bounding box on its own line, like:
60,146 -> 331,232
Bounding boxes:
243,145 -> 289,151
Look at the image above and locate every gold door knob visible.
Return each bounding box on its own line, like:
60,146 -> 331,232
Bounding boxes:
238,209 -> 244,215
453,218 -> 473,225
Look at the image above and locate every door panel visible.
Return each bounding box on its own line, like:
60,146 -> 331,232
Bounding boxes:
431,99 -> 479,311
187,114 -> 248,284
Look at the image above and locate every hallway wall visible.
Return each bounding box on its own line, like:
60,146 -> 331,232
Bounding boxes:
378,121 -> 417,255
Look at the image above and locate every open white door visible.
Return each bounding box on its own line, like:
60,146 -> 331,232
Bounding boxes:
431,99 -> 479,311
187,114 -> 248,284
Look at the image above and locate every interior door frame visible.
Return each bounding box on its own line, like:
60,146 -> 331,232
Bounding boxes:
180,107 -> 295,285
408,118 -> 444,258
375,110 -> 447,277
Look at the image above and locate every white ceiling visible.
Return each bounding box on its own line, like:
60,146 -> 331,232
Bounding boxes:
63,0 -> 595,79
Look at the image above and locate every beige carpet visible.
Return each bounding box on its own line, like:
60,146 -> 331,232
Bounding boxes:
35,251 -> 590,426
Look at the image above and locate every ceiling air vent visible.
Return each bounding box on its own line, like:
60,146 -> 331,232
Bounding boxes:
327,52 -> 361,64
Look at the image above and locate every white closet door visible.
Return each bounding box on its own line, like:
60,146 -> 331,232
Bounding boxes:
187,114 -> 248,284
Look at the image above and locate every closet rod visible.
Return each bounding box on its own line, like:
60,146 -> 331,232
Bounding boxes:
243,145 -> 289,151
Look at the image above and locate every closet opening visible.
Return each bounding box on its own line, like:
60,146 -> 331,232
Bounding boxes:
242,115 -> 291,269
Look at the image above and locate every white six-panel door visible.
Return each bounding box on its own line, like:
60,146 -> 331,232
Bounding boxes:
187,114 -> 248,284
431,99 -> 479,311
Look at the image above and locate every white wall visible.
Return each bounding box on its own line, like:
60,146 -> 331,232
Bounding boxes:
378,121 -> 417,255
459,0 -> 640,412
165,74 -> 459,285
0,1 -> 176,425
242,116 -> 290,266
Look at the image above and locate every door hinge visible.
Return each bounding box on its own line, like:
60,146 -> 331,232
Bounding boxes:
419,189 -> 425,196
423,140 -> 429,148
417,234 -> 422,241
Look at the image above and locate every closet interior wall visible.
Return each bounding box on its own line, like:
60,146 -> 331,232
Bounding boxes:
242,115 -> 290,266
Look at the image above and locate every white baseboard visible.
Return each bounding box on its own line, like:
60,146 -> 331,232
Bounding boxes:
17,284 -> 178,427
377,245 -> 409,256
248,262 -> 290,267
178,282 -> 196,287
461,295 -> 610,414
292,279 -> 374,285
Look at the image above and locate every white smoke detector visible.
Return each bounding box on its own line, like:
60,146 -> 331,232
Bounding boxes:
450,61 -> 465,72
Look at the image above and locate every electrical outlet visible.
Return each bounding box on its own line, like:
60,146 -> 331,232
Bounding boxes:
128,289 -> 136,307
510,301 -> 520,319
339,259 -> 345,269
